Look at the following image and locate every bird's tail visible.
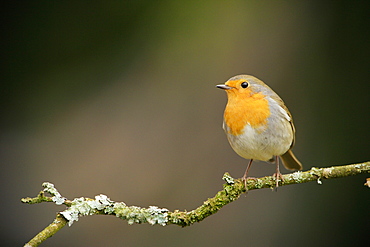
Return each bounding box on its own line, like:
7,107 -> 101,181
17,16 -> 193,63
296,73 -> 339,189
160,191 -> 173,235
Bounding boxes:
280,149 -> 303,170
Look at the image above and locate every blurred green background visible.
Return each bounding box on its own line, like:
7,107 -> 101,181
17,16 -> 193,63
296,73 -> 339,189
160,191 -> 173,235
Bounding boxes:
2,1 -> 369,246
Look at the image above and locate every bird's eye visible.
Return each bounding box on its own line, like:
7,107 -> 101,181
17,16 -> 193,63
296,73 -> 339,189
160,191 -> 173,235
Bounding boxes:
241,82 -> 249,88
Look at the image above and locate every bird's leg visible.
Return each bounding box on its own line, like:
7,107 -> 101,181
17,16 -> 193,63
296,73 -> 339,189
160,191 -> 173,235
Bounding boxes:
242,159 -> 257,190
273,156 -> 284,189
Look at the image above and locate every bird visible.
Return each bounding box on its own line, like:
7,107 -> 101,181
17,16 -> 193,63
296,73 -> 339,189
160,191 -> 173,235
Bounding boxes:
216,74 -> 302,189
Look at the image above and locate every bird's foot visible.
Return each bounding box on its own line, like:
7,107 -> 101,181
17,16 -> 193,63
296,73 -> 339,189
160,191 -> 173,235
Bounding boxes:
241,176 -> 258,192
272,172 -> 284,190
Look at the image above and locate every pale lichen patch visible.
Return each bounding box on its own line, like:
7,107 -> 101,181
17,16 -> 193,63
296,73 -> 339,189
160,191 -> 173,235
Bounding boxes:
59,195 -> 115,226
222,172 -> 235,184
114,205 -> 169,226
309,167 -> 323,185
42,182 -> 66,205
290,171 -> 302,183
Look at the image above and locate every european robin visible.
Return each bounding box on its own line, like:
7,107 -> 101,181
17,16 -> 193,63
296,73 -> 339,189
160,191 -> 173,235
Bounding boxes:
216,75 -> 302,188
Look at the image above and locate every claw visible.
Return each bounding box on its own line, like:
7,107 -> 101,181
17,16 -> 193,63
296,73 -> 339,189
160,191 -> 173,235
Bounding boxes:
241,159 -> 254,192
273,156 -> 284,190
242,176 -> 258,191
273,172 -> 284,188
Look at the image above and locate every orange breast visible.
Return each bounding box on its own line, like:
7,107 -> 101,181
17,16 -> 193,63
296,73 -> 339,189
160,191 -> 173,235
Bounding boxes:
224,92 -> 270,136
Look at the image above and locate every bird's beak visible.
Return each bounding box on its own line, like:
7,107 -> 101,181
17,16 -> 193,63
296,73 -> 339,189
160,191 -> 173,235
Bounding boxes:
216,84 -> 233,90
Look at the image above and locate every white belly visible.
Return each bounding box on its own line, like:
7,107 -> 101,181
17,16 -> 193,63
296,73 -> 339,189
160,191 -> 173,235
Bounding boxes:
224,117 -> 293,161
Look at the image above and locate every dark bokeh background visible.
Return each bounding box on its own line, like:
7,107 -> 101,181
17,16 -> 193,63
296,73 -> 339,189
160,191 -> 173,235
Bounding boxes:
2,1 -> 369,246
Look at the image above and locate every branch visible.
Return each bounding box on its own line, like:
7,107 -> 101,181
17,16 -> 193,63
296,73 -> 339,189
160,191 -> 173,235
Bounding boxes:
22,161 -> 370,246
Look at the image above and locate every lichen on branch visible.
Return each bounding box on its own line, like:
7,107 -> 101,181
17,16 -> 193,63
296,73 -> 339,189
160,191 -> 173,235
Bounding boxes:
22,161 -> 370,246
